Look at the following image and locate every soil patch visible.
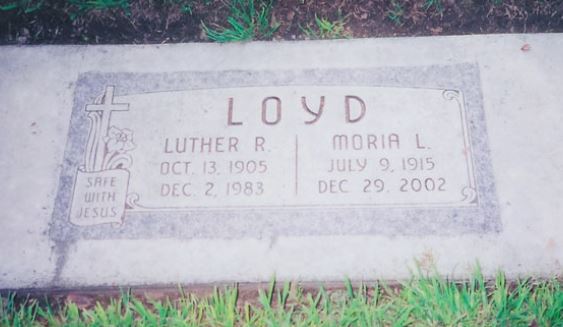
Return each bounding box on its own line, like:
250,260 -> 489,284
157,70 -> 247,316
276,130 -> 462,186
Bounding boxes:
1,0 -> 562,44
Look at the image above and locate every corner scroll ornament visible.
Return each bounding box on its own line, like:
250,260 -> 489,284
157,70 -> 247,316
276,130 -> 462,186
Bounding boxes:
69,86 -> 135,226
461,186 -> 478,204
442,89 -> 460,102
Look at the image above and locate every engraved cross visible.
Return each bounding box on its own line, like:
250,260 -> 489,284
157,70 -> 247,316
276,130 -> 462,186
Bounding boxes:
86,86 -> 129,171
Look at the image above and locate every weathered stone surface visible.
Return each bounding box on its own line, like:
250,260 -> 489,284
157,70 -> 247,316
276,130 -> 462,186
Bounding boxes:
0,34 -> 562,289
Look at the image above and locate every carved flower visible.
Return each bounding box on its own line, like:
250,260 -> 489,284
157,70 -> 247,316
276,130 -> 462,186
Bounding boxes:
105,126 -> 136,154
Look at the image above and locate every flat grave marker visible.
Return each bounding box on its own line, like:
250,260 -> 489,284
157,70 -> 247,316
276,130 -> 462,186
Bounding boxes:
51,65 -> 499,241
0,34 -> 561,288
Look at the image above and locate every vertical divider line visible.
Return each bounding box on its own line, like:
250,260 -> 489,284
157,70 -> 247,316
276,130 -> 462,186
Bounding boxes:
295,135 -> 299,195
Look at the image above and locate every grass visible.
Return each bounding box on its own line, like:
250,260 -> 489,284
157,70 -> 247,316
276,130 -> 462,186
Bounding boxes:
68,0 -> 130,14
1,268 -> 562,326
202,0 -> 279,42
423,0 -> 443,12
0,0 -> 42,13
0,0 -> 197,16
387,1 -> 405,26
300,14 -> 349,40
161,0 -> 196,15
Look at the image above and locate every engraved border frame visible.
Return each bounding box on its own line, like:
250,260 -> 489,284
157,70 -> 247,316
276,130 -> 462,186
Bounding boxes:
50,64 -> 501,241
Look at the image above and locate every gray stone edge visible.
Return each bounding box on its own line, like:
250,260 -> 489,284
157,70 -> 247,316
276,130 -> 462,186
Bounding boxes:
49,63 -> 502,242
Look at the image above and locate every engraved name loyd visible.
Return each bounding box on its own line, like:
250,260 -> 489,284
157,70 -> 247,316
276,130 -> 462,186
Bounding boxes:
69,84 -> 478,227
